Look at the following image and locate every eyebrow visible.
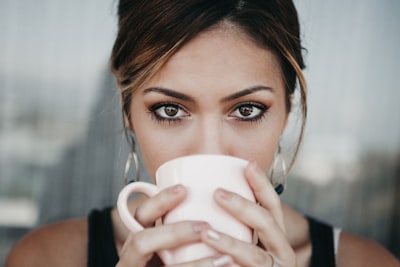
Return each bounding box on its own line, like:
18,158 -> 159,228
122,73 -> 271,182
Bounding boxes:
143,85 -> 274,102
221,86 -> 274,102
143,87 -> 195,102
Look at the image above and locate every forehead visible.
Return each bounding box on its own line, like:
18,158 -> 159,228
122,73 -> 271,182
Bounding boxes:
141,25 -> 284,94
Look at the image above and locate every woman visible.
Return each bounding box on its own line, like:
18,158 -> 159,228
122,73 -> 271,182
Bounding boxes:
6,0 -> 399,266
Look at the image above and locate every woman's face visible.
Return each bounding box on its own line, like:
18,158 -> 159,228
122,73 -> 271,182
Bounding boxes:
129,26 -> 288,180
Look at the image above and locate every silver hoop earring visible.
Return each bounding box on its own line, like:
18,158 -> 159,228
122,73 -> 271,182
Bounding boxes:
124,147 -> 140,184
269,143 -> 288,195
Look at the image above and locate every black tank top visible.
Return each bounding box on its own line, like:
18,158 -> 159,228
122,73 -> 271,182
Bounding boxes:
87,207 -> 336,267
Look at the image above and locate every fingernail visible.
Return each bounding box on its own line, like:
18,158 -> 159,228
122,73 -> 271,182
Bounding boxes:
192,222 -> 208,233
206,229 -> 220,240
168,184 -> 182,193
213,255 -> 233,267
216,188 -> 232,200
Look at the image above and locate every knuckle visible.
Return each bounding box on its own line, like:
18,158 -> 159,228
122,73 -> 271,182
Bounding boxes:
224,235 -> 237,250
135,204 -> 162,227
269,191 -> 282,208
214,234 -> 245,259
133,207 -> 150,227
157,193 -> 174,211
274,246 -> 297,267
252,248 -> 269,266
232,193 -> 251,212
171,224 -> 187,240
135,190 -> 180,225
254,209 -> 274,232
117,234 -> 150,267
128,233 -> 149,257
285,250 -> 297,266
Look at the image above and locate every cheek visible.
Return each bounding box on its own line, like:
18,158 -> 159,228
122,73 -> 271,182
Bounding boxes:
134,124 -> 190,181
237,134 -> 279,173
236,119 -> 286,173
134,130 -> 172,180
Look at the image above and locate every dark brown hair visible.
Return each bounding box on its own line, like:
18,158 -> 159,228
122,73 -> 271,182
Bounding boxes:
111,0 -> 307,173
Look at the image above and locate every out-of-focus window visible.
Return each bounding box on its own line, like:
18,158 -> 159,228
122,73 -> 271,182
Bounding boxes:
0,0 -> 119,262
285,0 -> 400,256
1,0 -> 399,264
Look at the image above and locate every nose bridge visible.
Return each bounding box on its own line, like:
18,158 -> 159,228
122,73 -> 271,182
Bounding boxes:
196,115 -> 225,155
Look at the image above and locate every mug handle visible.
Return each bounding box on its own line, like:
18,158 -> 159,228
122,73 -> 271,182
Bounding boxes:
117,182 -> 159,232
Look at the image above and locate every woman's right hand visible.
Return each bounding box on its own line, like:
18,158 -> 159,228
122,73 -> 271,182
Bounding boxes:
115,184 -> 210,267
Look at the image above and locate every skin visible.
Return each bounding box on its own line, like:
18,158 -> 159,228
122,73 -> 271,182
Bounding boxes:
6,25 -> 400,267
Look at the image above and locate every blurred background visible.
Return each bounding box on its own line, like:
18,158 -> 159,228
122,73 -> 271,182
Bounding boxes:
0,0 -> 399,264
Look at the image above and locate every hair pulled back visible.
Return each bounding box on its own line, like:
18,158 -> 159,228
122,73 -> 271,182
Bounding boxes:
111,0 -> 307,173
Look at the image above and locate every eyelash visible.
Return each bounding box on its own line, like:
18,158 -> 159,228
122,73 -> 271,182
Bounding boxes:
148,101 -> 269,125
148,101 -> 188,125
229,102 -> 268,123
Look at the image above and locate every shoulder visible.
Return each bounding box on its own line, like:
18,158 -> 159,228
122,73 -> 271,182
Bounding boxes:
337,231 -> 400,267
282,205 -> 400,267
5,218 -> 88,267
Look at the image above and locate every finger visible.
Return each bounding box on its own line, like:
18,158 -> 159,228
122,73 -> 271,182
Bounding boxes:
200,229 -> 274,267
203,229 -> 295,267
245,161 -> 285,231
135,184 -> 187,227
214,189 -> 294,262
118,221 -> 210,266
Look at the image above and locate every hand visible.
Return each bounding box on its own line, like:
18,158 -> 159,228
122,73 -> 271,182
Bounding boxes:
116,185 -> 211,267
190,162 -> 296,267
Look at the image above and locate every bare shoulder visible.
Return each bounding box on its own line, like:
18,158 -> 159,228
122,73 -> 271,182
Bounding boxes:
337,231 -> 400,267
282,205 -> 400,266
5,218 -> 88,267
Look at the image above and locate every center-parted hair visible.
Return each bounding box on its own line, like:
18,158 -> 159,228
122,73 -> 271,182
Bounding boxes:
110,0 -> 307,173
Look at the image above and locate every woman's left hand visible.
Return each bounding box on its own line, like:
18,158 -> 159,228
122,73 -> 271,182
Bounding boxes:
200,162 -> 296,267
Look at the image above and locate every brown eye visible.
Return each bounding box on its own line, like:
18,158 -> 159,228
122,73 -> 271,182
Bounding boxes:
164,105 -> 178,116
239,105 -> 253,117
150,102 -> 190,121
228,102 -> 267,122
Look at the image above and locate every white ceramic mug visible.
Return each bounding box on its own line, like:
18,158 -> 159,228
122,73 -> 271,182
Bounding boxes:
117,154 -> 255,265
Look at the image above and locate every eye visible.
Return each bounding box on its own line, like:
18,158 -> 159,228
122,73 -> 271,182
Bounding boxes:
229,102 -> 267,121
149,102 -> 189,121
